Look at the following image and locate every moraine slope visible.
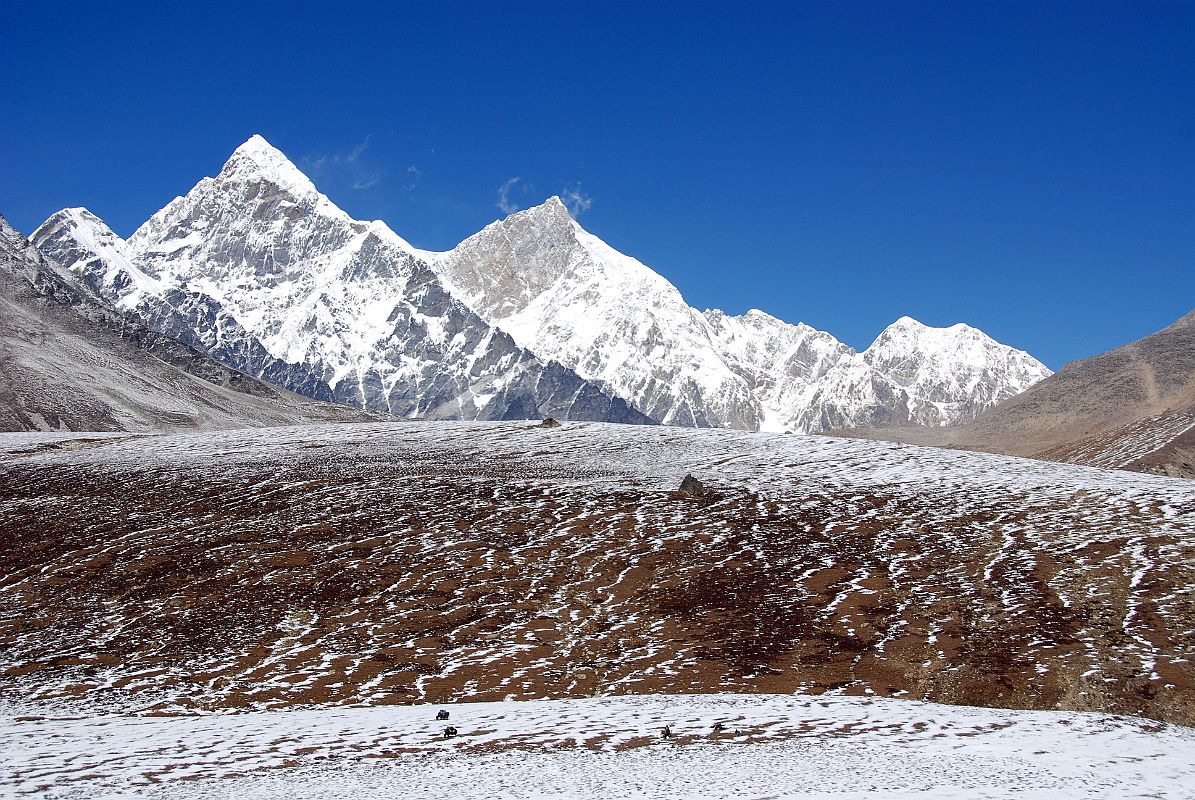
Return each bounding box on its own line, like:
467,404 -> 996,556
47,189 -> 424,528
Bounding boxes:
2,421 -> 1192,725
949,307 -> 1195,476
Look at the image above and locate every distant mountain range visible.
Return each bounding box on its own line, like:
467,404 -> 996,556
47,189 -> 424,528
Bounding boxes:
22,135 -> 1051,432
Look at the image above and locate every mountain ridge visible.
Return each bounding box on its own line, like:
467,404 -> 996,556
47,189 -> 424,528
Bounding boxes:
30,134 -> 1051,432
0,212 -> 384,432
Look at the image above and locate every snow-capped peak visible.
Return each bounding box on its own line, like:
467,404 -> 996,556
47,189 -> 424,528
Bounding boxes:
33,207 -> 160,304
857,314 -> 1052,425
218,134 -> 317,198
526,195 -> 570,217
868,315 -> 1009,362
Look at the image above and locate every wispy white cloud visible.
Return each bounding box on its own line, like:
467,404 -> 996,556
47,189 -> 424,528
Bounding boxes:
404,165 -> 423,192
346,135 -> 371,163
560,184 -> 593,218
302,135 -> 383,191
497,176 -> 522,214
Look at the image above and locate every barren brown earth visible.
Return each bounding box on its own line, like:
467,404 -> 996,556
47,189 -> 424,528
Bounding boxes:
1,421 -> 1193,725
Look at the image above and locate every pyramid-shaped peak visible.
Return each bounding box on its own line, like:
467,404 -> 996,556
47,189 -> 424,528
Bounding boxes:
42,207 -> 109,230
34,207 -> 124,249
230,133 -> 289,162
513,195 -> 572,223
219,134 -> 316,196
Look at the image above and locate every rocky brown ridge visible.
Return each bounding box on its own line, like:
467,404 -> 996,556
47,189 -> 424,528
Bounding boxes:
1,421 -> 1192,725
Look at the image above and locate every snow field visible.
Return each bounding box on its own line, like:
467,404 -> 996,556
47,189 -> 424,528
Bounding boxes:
3,694 -> 1193,799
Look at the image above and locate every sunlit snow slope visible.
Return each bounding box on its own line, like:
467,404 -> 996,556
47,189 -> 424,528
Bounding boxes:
32,138 -> 649,425
0,213 -> 376,432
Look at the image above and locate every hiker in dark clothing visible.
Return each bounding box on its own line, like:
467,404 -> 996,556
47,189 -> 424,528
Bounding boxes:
662,725 -> 672,739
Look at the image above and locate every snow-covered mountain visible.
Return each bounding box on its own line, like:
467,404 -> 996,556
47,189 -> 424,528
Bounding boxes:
432,197 -> 761,427
33,137 -> 650,425
33,135 -> 1050,431
434,197 -> 1051,430
0,211 -> 378,432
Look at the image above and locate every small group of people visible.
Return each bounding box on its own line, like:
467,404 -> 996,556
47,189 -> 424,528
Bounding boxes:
662,721 -> 726,739
435,708 -> 729,743
436,709 -> 457,739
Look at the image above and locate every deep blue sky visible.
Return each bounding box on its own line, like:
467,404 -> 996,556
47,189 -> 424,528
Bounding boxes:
3,1 -> 1192,369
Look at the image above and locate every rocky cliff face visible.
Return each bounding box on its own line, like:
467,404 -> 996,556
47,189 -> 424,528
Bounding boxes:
33,135 -> 1049,431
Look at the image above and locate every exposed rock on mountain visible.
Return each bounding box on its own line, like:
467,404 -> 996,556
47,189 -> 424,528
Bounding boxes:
433,198 -> 762,428
33,207 -> 339,403
33,135 -> 1049,431
0,213 -> 375,432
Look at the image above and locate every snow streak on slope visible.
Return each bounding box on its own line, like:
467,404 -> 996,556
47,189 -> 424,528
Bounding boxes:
2,422 -> 1192,725
1039,412 -> 1195,470
33,137 -> 649,425
4,694 -> 1193,799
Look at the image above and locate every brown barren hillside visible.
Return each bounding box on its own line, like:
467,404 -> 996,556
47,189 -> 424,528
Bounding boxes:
949,309 -> 1195,457
2,421 -> 1193,724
